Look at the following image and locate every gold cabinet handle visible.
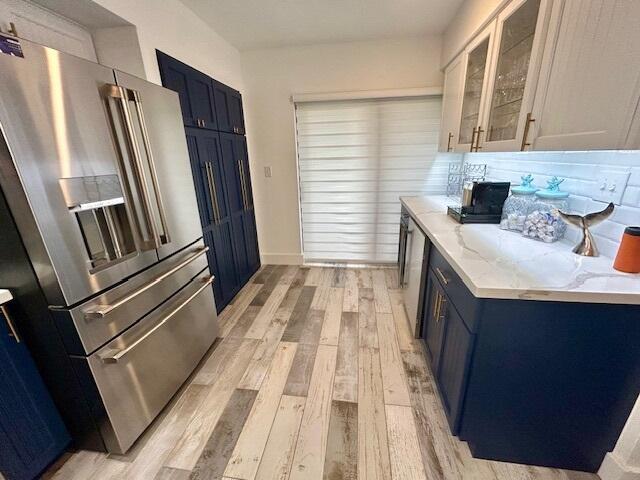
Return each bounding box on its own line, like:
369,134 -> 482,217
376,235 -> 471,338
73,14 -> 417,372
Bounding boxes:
237,159 -> 249,210
438,296 -> 447,323
1,304 -> 20,343
520,113 -> 535,151
433,291 -> 441,320
435,267 -> 449,285
205,163 -> 221,223
447,132 -> 454,152
469,127 -> 477,152
474,126 -> 484,151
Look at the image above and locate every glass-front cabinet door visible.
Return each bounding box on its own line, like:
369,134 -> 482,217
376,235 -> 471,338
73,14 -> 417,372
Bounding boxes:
481,0 -> 549,151
455,22 -> 496,153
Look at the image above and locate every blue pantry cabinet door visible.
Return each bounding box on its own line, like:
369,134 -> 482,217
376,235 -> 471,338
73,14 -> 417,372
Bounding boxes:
213,82 -> 245,135
213,81 -> 233,133
0,307 -> 70,480
157,51 -> 196,127
236,137 -> 260,275
229,90 -> 245,135
196,132 -> 241,307
422,270 -> 446,374
186,128 -> 239,311
157,51 -> 217,130
188,70 -> 218,131
437,299 -> 474,434
184,128 -> 215,228
219,133 -> 254,282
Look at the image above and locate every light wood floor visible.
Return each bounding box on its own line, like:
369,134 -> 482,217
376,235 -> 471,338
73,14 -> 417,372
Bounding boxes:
49,265 -> 600,480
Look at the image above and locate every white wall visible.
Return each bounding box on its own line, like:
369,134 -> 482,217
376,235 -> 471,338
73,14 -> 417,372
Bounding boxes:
93,26 -> 146,79
241,36 -> 444,264
0,0 -> 97,61
440,0 -> 504,68
91,0 -> 244,90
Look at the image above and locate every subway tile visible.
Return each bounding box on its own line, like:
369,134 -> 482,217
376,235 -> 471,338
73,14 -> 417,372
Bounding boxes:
463,150 -> 640,258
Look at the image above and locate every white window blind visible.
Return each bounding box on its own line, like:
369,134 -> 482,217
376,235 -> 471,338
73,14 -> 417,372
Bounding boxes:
295,96 -> 443,263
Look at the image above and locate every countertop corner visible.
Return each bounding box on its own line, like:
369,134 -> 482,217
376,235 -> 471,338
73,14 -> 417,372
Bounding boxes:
0,289 -> 13,305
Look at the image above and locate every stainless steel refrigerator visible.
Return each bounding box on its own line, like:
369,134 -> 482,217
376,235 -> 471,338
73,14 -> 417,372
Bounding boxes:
0,36 -> 218,453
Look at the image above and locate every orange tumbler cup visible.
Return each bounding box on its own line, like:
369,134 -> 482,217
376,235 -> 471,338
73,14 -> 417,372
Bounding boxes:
614,227 -> 640,273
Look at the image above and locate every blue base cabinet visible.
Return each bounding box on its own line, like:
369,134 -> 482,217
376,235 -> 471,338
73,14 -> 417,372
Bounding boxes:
420,240 -> 640,472
0,306 -> 70,480
158,51 -> 260,312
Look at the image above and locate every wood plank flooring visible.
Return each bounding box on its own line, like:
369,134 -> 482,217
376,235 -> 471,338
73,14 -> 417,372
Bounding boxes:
49,265 -> 600,480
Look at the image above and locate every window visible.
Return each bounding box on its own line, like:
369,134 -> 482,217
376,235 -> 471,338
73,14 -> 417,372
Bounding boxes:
295,96 -> 443,263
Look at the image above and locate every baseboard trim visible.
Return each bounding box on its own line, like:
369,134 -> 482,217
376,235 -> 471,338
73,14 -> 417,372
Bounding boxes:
599,452 -> 640,480
260,253 -> 304,265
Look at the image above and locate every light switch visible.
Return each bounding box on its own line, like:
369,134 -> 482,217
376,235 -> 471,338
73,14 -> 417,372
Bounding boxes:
592,170 -> 630,205
264,166 -> 272,178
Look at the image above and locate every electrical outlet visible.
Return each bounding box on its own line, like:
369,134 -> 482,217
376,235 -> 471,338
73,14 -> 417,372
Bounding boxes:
264,166 -> 272,178
592,170 -> 630,205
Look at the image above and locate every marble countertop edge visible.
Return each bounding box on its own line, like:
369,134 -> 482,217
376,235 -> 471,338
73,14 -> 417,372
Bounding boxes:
401,195 -> 640,306
0,289 -> 13,305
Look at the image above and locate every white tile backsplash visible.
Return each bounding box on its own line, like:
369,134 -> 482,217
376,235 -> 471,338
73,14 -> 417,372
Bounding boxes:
462,150 -> 640,259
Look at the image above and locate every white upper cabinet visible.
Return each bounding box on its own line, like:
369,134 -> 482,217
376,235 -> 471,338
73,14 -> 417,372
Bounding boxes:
439,54 -> 464,152
439,0 -> 640,152
454,21 -> 496,153
481,0 -> 551,152
528,0 -> 640,151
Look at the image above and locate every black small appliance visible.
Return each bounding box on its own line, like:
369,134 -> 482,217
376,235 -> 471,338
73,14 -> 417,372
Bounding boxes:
448,181 -> 511,224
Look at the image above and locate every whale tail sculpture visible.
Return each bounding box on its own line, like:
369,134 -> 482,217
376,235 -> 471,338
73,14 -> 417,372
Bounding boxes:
558,202 -> 615,256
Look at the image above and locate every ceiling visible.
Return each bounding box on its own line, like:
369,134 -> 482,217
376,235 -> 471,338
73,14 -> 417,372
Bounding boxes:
180,0 -> 465,51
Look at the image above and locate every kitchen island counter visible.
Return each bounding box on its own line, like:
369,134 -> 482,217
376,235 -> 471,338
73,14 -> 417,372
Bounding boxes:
401,195 -> 639,305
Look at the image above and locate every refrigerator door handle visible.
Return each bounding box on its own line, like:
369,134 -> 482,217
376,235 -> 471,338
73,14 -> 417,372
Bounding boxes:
84,245 -> 209,320
129,89 -> 171,245
100,275 -> 214,364
104,84 -> 160,251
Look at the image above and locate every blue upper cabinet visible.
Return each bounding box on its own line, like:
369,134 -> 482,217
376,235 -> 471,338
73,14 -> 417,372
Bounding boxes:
213,81 -> 245,135
0,304 -> 70,480
157,51 -> 260,311
156,51 -> 194,126
156,51 -> 217,130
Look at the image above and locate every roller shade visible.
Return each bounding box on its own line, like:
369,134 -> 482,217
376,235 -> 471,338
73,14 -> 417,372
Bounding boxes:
295,96 -> 444,263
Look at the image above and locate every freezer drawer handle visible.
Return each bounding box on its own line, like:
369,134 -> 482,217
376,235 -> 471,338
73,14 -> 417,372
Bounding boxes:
84,246 -> 209,320
100,275 -> 214,364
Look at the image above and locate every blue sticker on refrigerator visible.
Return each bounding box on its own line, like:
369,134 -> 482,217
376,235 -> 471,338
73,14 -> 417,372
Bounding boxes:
0,34 -> 23,58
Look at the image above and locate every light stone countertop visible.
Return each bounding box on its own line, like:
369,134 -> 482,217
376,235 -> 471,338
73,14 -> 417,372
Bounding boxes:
0,289 -> 12,305
401,195 -> 640,305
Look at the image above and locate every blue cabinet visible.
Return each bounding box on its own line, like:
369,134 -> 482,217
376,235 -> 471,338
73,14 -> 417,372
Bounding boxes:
418,239 -> 640,472
157,51 -> 217,130
159,51 -> 260,312
436,298 -> 473,434
422,270 -> 446,374
184,128 -> 243,310
213,81 -> 245,134
0,305 -> 70,480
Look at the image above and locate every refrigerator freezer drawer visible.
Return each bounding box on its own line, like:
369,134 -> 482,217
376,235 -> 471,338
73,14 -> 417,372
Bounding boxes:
54,241 -> 209,355
87,270 -> 218,454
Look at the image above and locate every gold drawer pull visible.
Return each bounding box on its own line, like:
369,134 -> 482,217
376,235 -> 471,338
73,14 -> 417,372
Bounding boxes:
435,267 -> 449,285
